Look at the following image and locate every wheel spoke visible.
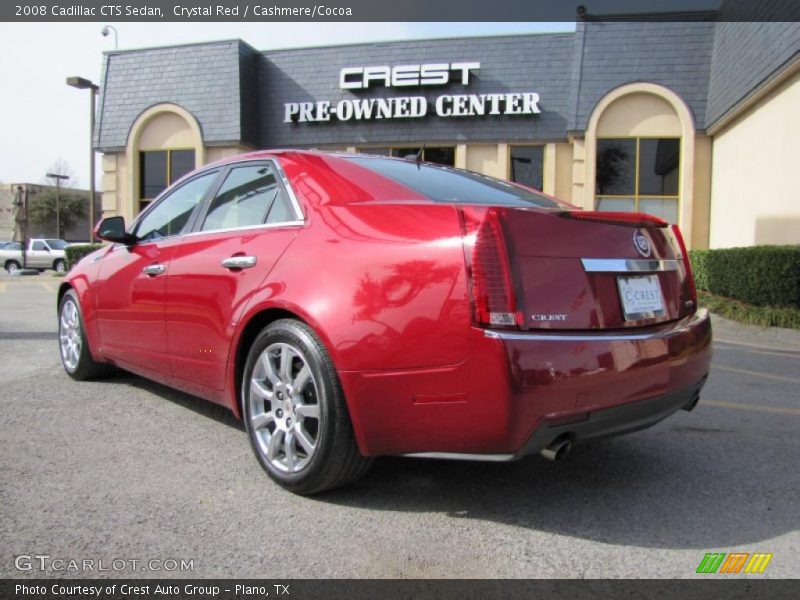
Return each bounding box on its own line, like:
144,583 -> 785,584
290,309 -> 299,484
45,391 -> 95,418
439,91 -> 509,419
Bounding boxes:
250,411 -> 273,431
296,403 -> 320,420
260,352 -> 281,386
267,429 -> 284,460
293,364 -> 311,392
279,345 -> 293,382
295,425 -> 316,454
284,431 -> 296,471
250,379 -> 273,401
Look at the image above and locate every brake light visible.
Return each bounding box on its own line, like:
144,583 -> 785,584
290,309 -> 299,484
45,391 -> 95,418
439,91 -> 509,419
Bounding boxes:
562,210 -> 669,228
458,207 -> 521,328
671,224 -> 698,313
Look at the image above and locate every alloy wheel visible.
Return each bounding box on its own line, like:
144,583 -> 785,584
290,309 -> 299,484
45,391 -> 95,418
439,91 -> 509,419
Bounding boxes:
59,298 -> 82,371
248,342 -> 321,473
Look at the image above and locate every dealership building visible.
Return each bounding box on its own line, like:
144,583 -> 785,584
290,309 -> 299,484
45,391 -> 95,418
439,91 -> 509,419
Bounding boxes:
94,15 -> 799,249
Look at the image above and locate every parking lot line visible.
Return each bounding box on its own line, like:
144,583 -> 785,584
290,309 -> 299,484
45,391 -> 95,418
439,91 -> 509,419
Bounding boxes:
0,282 -> 6,293
712,364 -> 800,385
37,281 -> 56,293
703,399 -> 800,416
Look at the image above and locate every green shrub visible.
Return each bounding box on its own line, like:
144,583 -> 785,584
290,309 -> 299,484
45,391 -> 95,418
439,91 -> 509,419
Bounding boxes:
688,249 -> 710,292
689,245 -> 800,308
65,244 -> 104,270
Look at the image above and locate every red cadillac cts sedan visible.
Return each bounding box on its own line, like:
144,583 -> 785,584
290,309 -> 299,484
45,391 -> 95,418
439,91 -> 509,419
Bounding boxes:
58,150 -> 712,494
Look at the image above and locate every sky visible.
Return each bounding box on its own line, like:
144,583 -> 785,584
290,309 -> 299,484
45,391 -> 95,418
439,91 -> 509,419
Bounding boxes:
0,22 -> 574,188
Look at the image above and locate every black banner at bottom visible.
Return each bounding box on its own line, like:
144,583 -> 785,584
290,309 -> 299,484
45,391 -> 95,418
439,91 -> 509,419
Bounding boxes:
2,579 -> 799,600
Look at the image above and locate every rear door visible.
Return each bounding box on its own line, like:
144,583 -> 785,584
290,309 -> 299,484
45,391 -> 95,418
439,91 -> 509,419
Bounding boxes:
95,170 -> 220,372
165,160 -> 303,392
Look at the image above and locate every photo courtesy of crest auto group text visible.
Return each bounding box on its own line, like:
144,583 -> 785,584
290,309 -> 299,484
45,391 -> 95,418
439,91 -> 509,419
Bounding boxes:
1,0 -> 799,597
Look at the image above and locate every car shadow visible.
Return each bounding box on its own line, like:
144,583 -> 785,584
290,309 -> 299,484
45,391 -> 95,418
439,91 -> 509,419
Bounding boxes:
319,421 -> 798,550
101,370 -> 244,431
95,370 -> 797,551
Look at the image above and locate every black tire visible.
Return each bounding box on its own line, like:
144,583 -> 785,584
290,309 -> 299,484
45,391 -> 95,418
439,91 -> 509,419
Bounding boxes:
53,259 -> 66,273
58,289 -> 113,380
5,260 -> 20,274
242,319 -> 372,494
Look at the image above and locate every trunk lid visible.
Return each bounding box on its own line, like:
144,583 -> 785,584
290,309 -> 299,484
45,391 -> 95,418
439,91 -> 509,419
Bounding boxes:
498,208 -> 694,330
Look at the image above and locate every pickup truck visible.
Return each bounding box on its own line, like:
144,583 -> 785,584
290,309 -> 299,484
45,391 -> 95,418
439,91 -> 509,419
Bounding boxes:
1,239 -> 70,273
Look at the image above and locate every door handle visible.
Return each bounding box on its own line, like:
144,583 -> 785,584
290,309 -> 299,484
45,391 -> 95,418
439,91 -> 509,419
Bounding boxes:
221,256 -> 257,270
142,264 -> 166,276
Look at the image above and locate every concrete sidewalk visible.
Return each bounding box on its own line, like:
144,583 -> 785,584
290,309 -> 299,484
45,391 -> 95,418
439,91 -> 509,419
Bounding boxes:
710,313 -> 800,352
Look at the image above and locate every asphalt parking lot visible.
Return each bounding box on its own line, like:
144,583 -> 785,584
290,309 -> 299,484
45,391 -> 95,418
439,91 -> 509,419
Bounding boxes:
1,273 -> 798,579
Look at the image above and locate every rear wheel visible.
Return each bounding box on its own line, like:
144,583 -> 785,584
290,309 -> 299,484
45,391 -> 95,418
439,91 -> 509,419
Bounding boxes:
58,290 -> 113,380
5,261 -> 20,274
242,319 -> 372,494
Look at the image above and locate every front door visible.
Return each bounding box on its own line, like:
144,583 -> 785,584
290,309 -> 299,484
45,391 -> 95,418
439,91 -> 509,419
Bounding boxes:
94,171 -> 219,373
165,161 -> 303,391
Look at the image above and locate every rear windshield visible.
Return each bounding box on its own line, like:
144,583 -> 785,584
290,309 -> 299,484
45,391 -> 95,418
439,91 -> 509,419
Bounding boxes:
346,156 -> 564,208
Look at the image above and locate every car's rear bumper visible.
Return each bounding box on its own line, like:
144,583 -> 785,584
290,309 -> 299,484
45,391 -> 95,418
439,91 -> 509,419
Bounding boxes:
340,309 -> 712,457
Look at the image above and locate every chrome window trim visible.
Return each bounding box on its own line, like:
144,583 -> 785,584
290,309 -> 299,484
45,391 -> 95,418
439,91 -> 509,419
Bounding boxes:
484,309 -> 708,342
581,258 -> 679,273
270,158 -> 306,222
181,220 -> 305,239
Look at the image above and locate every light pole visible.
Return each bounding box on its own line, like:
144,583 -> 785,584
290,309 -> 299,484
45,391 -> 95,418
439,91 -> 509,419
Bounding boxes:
46,172 -> 69,238
66,76 -> 100,242
101,25 -> 118,49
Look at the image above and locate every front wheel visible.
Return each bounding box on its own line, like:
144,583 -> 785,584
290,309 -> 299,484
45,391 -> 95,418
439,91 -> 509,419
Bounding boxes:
54,259 -> 66,273
58,290 -> 113,380
242,319 -> 372,494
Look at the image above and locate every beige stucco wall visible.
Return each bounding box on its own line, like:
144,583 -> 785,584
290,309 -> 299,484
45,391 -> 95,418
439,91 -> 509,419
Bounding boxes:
465,144 -> 509,179
709,70 -> 800,248
596,93 -> 682,137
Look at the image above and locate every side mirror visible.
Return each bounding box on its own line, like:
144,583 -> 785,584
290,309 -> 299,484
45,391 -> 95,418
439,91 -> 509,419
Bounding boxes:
95,216 -> 137,244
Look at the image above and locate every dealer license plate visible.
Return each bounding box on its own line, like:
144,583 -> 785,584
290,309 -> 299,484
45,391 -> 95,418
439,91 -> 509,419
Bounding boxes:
617,275 -> 665,321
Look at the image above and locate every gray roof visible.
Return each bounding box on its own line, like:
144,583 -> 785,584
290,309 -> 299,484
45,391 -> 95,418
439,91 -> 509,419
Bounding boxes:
94,20 -> 799,152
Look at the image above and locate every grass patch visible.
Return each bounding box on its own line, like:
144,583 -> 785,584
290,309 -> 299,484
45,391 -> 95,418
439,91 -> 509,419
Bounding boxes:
699,291 -> 800,330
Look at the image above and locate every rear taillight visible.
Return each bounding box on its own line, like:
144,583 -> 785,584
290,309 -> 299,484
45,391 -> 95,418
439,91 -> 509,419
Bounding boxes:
458,207 -> 521,328
562,210 -> 669,228
671,224 -> 698,313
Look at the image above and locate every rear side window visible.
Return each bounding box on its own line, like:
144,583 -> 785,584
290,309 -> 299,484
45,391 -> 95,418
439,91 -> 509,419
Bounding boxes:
201,164 -> 293,232
346,156 -> 564,208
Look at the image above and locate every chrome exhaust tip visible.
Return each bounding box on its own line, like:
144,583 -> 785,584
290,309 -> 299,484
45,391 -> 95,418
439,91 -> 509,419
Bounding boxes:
540,438 -> 572,461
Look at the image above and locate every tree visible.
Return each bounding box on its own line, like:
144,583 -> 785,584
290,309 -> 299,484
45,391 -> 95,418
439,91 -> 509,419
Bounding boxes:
30,159 -> 86,238
29,188 -> 87,238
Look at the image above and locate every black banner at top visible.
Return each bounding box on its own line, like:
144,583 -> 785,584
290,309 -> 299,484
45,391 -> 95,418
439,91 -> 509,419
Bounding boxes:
3,0 -> 800,22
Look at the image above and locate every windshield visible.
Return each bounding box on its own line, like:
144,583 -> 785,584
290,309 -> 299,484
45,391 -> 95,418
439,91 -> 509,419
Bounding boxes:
44,239 -> 69,249
346,156 -> 565,209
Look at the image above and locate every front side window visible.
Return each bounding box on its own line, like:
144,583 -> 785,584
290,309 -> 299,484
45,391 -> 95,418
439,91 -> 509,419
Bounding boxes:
200,164 -> 294,232
135,171 -> 217,242
510,146 -> 544,190
44,239 -> 68,250
140,149 -> 196,201
596,137 -> 680,223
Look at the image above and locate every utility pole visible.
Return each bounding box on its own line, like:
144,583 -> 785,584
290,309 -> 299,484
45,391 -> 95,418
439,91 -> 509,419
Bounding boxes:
46,172 -> 70,238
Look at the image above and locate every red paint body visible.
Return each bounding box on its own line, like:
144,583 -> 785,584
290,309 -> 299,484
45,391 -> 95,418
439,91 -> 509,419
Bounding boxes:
62,150 -> 712,457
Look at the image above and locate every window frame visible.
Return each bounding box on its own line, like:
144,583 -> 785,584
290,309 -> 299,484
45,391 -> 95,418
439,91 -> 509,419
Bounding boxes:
193,160 -> 302,234
595,135 -> 681,220
185,159 -> 306,238
356,145 -> 457,166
